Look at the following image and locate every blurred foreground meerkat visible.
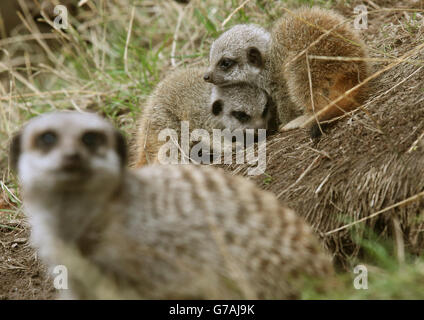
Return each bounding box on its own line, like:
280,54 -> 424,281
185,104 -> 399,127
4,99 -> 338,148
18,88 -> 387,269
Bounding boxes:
133,67 -> 276,167
204,7 -> 369,135
11,111 -> 333,299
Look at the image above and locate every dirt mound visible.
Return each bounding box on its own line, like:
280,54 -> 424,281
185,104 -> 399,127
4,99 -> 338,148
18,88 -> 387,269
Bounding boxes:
224,18 -> 424,267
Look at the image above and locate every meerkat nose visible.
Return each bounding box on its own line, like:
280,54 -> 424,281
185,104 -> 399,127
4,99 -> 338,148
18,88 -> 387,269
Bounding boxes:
203,73 -> 211,82
62,152 -> 83,170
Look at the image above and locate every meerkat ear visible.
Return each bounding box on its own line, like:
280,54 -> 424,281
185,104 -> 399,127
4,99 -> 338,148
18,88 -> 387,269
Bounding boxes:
247,47 -> 263,68
114,130 -> 127,166
211,100 -> 223,116
9,132 -> 22,172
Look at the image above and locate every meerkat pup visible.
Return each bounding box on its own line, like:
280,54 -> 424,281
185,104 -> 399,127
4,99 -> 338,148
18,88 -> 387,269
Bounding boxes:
204,7 -> 369,135
133,67 -> 276,167
11,111 -> 333,299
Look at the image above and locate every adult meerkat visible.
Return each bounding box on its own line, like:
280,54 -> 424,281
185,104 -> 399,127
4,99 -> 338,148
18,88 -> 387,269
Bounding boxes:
133,67 -> 276,167
204,7 -> 369,135
11,111 -> 333,299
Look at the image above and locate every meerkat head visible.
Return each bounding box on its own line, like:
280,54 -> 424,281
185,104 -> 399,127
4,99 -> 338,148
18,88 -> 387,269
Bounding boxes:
210,84 -> 274,134
204,24 -> 271,87
10,111 -> 127,195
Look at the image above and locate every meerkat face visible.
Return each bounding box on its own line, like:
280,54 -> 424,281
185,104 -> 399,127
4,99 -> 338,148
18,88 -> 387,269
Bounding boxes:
10,112 -> 126,193
204,24 -> 271,87
210,84 -> 273,134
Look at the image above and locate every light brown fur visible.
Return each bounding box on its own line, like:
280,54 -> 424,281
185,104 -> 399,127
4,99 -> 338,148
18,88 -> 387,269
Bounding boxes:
133,67 -> 272,167
12,112 -> 334,299
272,7 -> 369,131
133,68 -> 214,167
205,7 -> 370,133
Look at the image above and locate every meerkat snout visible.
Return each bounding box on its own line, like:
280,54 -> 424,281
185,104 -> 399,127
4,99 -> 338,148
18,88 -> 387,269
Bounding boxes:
203,72 -> 212,82
61,150 -> 84,172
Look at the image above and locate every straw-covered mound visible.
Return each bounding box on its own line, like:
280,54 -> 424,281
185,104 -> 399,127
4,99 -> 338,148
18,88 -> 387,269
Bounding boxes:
223,26 -> 424,266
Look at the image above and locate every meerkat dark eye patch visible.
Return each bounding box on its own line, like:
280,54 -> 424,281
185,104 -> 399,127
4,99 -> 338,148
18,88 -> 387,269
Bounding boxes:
212,100 -> 223,116
36,131 -> 58,150
231,111 -> 251,124
218,58 -> 235,71
247,47 -> 263,67
82,131 -> 106,150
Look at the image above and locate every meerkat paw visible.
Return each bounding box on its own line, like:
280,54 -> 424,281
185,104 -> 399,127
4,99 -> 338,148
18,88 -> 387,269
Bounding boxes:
279,115 -> 310,132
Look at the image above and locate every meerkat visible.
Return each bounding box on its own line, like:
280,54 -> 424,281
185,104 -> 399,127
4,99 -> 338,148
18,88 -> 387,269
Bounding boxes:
204,24 -> 272,91
11,111 -> 333,299
133,67 -> 276,167
204,7 -> 369,135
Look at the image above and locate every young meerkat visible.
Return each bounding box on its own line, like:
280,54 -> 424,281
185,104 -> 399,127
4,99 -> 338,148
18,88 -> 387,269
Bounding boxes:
133,67 -> 276,167
11,111 -> 333,299
204,7 -> 369,135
